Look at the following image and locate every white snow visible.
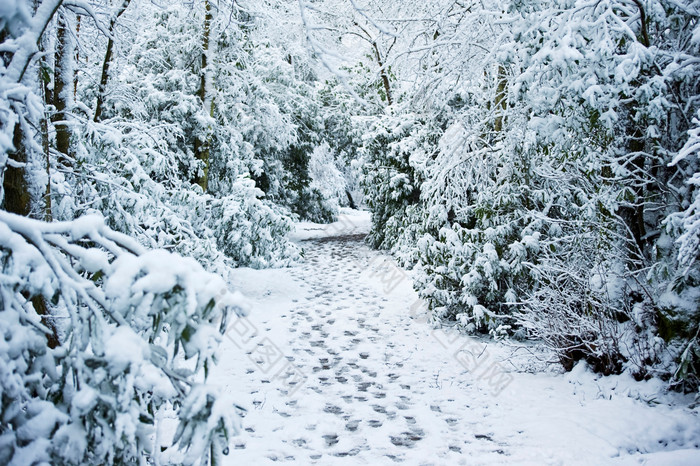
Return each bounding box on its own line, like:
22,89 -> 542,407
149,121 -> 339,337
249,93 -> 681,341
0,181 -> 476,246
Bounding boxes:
204,214 -> 700,464
104,326 -> 150,374
290,208 -> 372,242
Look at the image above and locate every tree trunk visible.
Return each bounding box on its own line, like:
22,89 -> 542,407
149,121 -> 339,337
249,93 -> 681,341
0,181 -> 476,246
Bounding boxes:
39,33 -> 52,221
350,21 -> 394,107
623,129 -> 649,266
194,0 -> 214,192
52,8 -> 73,157
73,15 -> 80,99
1,0 -> 63,348
4,112 -> 60,349
494,64 -> 507,133
372,41 -> 393,106
632,0 -> 650,48
3,123 -> 32,216
94,0 -> 132,122
345,190 -> 357,210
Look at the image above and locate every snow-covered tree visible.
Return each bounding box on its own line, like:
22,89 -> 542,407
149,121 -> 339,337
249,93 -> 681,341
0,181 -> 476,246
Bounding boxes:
51,1 -> 300,270
0,3 -> 250,463
344,0 -> 700,386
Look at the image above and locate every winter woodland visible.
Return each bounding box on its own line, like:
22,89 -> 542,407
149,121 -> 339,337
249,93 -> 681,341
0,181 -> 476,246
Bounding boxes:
1,0 -> 699,464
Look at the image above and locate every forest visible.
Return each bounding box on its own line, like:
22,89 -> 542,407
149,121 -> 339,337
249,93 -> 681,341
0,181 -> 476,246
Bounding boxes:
1,0 -> 699,464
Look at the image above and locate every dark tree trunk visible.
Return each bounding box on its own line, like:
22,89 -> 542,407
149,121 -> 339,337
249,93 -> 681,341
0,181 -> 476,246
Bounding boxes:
372,41 -> 393,106
194,0 -> 214,192
94,0 -> 132,122
3,123 -> 32,216
494,65 -> 507,133
622,129 -> 649,266
52,9 -> 72,157
4,114 -> 61,349
345,190 -> 357,210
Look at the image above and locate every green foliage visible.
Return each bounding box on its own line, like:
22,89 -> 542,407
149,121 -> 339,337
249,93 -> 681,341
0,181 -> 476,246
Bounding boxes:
358,113 -> 431,252
674,328 -> 700,392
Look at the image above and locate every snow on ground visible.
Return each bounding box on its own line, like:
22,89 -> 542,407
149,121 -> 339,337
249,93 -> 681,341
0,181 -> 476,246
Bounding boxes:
289,208 -> 372,242
211,210 -> 700,465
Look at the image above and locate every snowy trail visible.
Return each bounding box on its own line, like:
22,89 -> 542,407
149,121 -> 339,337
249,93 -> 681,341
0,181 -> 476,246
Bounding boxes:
212,225 -> 700,465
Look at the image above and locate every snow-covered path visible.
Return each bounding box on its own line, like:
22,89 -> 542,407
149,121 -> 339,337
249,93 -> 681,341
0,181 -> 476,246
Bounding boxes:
212,217 -> 700,465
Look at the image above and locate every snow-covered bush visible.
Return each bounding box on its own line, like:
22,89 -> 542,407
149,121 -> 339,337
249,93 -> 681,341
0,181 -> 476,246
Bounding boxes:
0,3 -> 297,463
54,3 -> 300,271
358,113 -> 432,254
672,113 -> 700,270
212,180 -> 298,268
665,110 -> 700,390
237,30 -> 340,223
308,142 -> 347,218
413,104 -> 542,333
56,119 -> 298,271
504,0 -> 700,383
516,221 -> 645,376
0,211 -> 242,464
